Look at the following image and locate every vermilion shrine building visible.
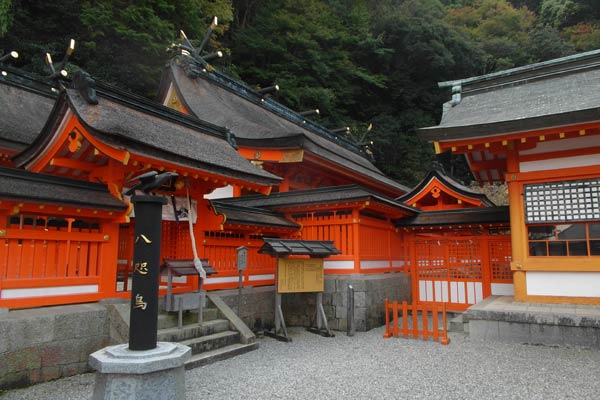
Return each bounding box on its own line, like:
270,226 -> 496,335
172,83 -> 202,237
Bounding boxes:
0,47 -> 599,325
421,49 -> 600,306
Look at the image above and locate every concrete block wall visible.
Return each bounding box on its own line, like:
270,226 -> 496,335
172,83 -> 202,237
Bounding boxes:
0,303 -> 110,390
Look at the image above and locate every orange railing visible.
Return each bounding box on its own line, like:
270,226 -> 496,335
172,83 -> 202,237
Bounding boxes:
296,210 -> 355,256
383,299 -> 450,345
0,217 -> 118,309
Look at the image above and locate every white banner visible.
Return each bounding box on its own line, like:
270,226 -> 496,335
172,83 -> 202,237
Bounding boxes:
126,195 -> 197,224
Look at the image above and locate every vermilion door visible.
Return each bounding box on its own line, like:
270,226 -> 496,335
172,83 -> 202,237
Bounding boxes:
413,235 -> 512,311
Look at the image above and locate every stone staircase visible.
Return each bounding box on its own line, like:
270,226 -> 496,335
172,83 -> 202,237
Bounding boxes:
106,294 -> 258,370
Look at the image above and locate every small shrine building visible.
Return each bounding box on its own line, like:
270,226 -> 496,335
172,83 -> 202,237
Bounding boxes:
421,49 -> 600,305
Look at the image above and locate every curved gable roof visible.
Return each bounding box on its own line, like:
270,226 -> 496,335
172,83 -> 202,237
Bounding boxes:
15,85 -> 282,187
398,169 -> 495,208
162,58 -> 408,195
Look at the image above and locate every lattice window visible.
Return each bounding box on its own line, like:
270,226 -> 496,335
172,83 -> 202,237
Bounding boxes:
448,240 -> 482,280
490,240 -> 512,281
524,179 -> 600,224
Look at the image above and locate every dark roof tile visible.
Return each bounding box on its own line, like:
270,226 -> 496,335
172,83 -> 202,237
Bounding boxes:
211,201 -> 299,229
0,69 -> 56,151
420,50 -> 600,141
167,61 -> 408,194
218,185 -> 418,214
0,166 -> 126,211
66,88 -> 281,186
395,206 -> 509,226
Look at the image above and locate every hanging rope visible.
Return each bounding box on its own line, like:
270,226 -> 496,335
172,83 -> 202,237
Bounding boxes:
185,182 -> 206,279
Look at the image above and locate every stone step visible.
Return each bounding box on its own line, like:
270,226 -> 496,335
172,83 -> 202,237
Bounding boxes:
448,313 -> 468,333
180,330 -> 240,354
157,308 -> 218,330
184,342 -> 259,370
157,319 -> 230,342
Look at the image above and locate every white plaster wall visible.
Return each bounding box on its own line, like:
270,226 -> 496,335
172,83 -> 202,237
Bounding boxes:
520,154 -> 600,172
204,185 -> 234,200
0,284 -> 99,299
526,271 -> 600,297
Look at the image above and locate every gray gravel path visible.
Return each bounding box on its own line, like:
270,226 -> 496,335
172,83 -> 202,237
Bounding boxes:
3,327 -> 600,399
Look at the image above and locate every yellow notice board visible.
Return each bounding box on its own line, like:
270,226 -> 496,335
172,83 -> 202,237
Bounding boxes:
277,258 -> 324,293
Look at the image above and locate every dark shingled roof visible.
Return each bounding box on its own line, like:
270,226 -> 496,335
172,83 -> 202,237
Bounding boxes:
394,206 -> 509,227
15,84 -> 281,187
164,59 -> 408,194
210,201 -> 299,230
0,67 -> 56,151
217,185 -> 419,214
420,49 -> 600,142
0,166 -> 127,210
69,87 -> 282,186
397,169 -> 495,207
259,238 -> 340,257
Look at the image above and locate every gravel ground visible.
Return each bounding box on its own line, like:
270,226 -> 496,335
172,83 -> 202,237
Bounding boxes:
3,327 -> 600,400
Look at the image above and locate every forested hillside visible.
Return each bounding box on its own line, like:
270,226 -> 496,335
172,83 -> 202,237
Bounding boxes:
1,0 -> 598,185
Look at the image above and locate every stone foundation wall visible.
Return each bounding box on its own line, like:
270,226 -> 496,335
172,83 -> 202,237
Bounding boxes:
215,285 -> 276,332
215,272 -> 412,332
0,303 -> 111,390
466,296 -> 600,349
283,272 -> 412,331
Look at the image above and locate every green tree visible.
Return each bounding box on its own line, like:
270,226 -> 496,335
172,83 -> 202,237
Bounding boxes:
363,0 -> 484,184
0,0 -> 12,37
445,0 -> 538,71
230,0 -> 387,126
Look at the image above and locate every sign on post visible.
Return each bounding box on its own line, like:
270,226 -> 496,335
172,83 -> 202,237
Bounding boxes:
277,258 -> 324,293
236,246 -> 248,271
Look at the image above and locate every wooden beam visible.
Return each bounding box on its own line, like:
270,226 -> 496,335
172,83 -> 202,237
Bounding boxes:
50,157 -> 95,171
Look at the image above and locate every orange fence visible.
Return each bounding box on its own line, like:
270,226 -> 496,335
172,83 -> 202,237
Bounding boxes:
202,232 -> 276,289
295,210 -> 408,273
296,210 -> 355,255
0,216 -> 118,309
383,299 -> 450,345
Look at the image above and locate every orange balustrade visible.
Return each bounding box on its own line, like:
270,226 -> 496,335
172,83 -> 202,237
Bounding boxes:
383,299 -> 450,345
0,216 -> 118,309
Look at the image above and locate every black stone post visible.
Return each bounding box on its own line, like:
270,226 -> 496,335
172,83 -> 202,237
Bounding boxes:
128,195 -> 167,351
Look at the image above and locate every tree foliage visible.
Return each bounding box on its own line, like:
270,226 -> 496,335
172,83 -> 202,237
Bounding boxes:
0,0 -> 12,37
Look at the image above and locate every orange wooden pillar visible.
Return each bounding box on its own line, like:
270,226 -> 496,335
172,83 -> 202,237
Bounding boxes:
506,141 -> 527,301
99,222 -> 120,299
352,209 -> 361,273
479,233 -> 492,298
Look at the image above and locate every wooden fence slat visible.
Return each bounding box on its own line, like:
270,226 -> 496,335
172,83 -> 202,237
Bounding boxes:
45,241 -> 58,277
0,239 -> 7,279
7,240 -> 22,279
383,300 -> 450,345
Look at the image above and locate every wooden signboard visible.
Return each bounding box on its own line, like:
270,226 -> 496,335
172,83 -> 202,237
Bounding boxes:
277,258 -> 324,293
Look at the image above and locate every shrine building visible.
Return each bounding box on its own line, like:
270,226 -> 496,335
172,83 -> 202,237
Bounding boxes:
1,42 -> 600,388
421,49 -> 600,305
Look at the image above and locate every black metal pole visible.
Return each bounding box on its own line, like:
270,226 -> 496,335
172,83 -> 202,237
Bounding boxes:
128,195 -> 167,351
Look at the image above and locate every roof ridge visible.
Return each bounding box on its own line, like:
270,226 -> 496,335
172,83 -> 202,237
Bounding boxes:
439,49 -> 600,91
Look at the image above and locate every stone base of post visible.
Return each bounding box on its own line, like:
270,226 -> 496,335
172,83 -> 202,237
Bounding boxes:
89,342 -> 191,400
